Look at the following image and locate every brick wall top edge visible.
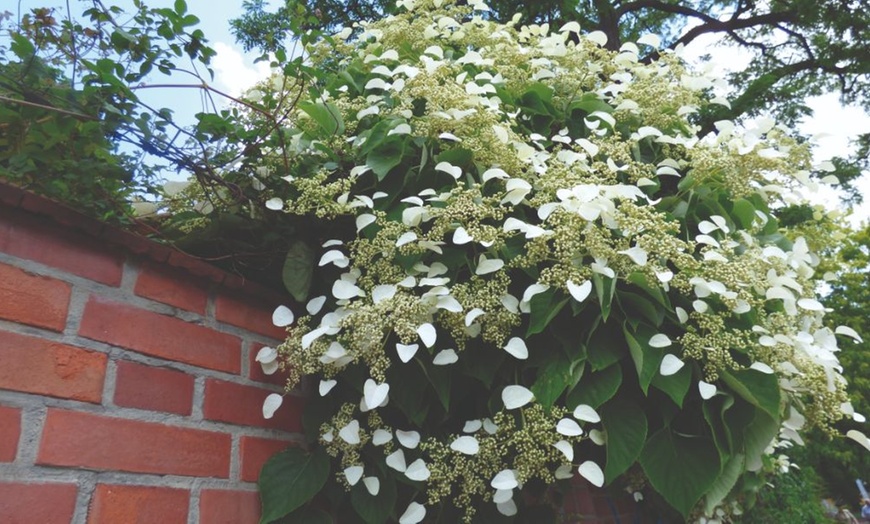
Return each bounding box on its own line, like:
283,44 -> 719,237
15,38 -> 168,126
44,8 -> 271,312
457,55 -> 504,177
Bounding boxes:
0,181 -> 287,303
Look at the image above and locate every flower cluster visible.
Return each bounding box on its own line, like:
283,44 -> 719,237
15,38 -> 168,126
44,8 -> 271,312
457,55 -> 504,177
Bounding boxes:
247,0 -> 863,520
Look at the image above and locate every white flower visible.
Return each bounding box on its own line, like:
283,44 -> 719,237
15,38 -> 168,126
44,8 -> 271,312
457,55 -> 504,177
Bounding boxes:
262,393 -> 283,419
450,436 -> 480,455
502,385 -> 534,409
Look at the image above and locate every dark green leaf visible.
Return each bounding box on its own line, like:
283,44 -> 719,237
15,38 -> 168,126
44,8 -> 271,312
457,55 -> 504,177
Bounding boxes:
531,353 -> 574,409
286,507 -> 333,524
527,289 -> 569,336
592,274 -> 616,321
367,137 -> 407,180
731,199 -> 756,229
704,453 -> 744,515
258,448 -> 330,524
586,320 -> 626,371
282,240 -> 315,302
601,400 -> 648,483
351,475 -> 397,524
567,364 -> 622,409
720,369 -> 781,420
650,364 -> 692,407
742,410 -> 778,471
640,429 -> 721,518
623,324 -> 662,394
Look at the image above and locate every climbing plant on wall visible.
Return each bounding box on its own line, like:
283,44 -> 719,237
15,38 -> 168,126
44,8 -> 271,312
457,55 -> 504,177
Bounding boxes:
243,1 -> 867,522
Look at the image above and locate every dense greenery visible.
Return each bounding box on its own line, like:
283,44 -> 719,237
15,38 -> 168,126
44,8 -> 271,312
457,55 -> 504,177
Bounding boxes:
2,1 -> 868,522
736,467 -> 832,524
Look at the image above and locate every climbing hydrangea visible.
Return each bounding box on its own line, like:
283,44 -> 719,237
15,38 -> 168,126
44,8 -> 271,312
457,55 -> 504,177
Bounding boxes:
248,0 -> 865,521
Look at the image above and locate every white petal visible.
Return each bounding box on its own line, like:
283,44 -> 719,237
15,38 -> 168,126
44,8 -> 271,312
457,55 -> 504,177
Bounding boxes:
339,420 -> 361,445
556,418 -> 583,436
483,419 -> 499,434
465,308 -> 485,326
566,280 -> 592,303
493,489 -> 513,504
417,323 -> 437,348
675,307 -> 689,323
272,306 -> 294,327
306,296 -> 326,315
364,379 -> 390,409
660,354 -> 684,376
503,337 -> 529,360
637,33 -> 661,48
496,499 -> 518,516
453,227 -> 473,244
396,231 -> 418,247
265,197 -> 284,210
435,161 -> 462,179
450,436 -> 480,455
344,465 -> 364,486
259,359 -> 279,375
846,430 -> 870,452
436,296 -> 463,312
522,283 -> 550,304
750,362 -> 774,374
797,298 -> 825,311
255,346 -> 277,364
333,280 -> 364,300
405,459 -> 430,481
698,381 -> 717,400
372,429 -> 392,446
586,31 -> 608,46
319,379 -> 337,396
397,429 -> 421,449
372,284 -> 398,305
553,440 -> 574,462
319,249 -> 349,267
463,420 -> 482,433
555,464 -> 574,479
476,255 -> 504,275
836,325 -> 863,342
572,404 -> 601,423
433,349 -> 459,365
396,343 -> 420,363
262,393 -> 283,419
356,214 -> 377,232
649,334 -> 672,348
360,476 -> 380,496
386,449 -> 407,472
578,461 -> 605,487
491,469 -> 518,490
502,385 -> 534,409
589,429 -> 605,446
399,502 -> 426,524
619,246 -> 648,266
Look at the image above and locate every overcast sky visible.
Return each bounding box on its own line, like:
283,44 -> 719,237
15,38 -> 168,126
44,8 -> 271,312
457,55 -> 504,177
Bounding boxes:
15,0 -> 870,224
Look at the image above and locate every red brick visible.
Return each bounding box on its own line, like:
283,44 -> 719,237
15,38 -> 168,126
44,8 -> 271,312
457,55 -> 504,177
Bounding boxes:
134,261 -> 209,314
0,482 -> 78,524
248,344 -> 289,387
199,489 -> 260,524
0,208 -> 124,286
239,436 -> 292,482
0,263 -> 71,332
563,477 -> 598,518
88,484 -> 189,524
78,296 -> 241,373
214,292 -> 286,339
0,330 -> 106,403
38,409 -> 231,477
114,361 -> 194,416
0,406 -> 21,462
203,379 -> 302,432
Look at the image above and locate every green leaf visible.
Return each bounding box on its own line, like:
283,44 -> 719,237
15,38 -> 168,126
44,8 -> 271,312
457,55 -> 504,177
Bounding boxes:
532,353 -> 574,409
640,429 -> 721,518
623,324 -> 662,394
298,101 -> 345,136
174,0 -> 187,14
258,448 -> 330,524
527,289 -> 569,336
351,475 -> 397,524
567,364 -> 622,409
731,199 -> 756,229
282,240 -> 315,302
720,369 -> 781,420
742,410 -> 779,471
586,320 -> 626,371
592,273 -> 616,321
367,137 -> 407,180
650,364 -> 692,407
286,507 -> 333,524
617,289 -> 664,327
600,399 -> 648,483
704,453 -> 745,515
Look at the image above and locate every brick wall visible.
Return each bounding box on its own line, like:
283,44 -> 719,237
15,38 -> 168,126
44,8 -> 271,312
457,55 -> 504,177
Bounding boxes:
0,184 -> 643,523
0,185 -> 301,524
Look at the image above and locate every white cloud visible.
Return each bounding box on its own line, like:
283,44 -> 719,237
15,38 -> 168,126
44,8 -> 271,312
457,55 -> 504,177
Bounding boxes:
212,42 -> 272,97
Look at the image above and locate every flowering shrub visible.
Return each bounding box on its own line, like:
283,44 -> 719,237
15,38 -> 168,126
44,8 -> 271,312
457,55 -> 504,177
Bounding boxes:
248,0 -> 866,521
